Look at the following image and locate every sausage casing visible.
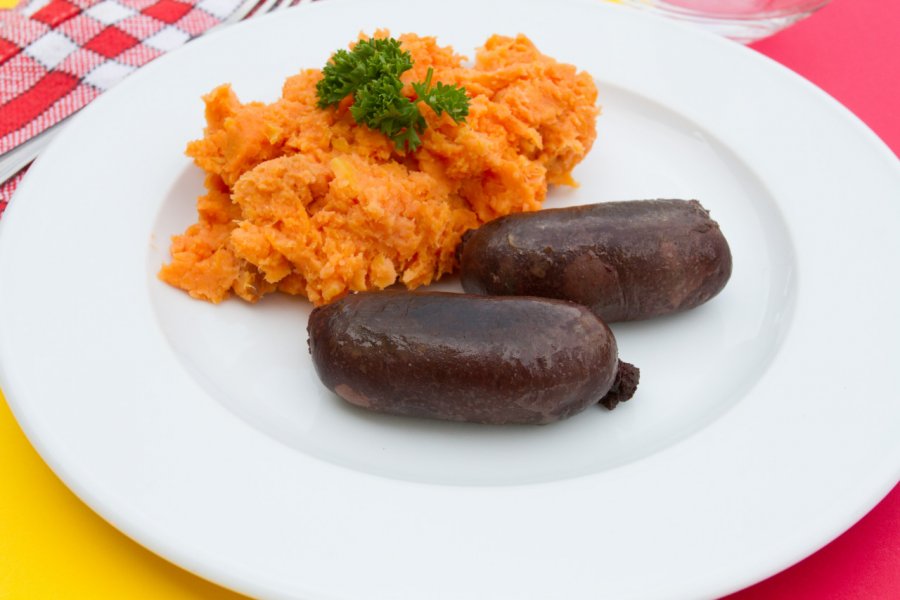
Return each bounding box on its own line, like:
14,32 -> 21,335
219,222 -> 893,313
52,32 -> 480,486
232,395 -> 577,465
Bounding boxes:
459,200 -> 732,322
307,291 -> 638,425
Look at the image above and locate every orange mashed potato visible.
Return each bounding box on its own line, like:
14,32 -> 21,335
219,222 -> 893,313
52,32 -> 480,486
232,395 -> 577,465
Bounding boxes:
159,33 -> 599,305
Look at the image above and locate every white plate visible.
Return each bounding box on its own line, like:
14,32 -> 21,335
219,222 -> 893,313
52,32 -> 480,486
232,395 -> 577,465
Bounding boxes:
1,0 -> 899,598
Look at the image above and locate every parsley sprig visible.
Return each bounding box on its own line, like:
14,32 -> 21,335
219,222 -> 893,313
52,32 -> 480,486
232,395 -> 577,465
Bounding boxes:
316,37 -> 470,152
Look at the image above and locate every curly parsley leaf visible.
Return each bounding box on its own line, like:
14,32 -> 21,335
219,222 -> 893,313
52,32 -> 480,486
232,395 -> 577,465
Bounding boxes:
316,37 -> 470,152
316,37 -> 413,109
350,77 -> 426,152
412,68 -> 469,124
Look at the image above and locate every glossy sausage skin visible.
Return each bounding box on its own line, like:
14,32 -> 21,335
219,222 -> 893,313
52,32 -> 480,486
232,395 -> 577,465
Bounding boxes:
307,291 -> 639,425
459,200 -> 732,322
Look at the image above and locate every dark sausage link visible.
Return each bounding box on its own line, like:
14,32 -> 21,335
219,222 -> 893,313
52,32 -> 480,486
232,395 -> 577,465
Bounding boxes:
458,200 -> 732,322
308,291 -> 638,425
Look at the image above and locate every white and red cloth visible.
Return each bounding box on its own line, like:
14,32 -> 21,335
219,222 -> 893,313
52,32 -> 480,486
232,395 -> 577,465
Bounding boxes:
0,0 -> 305,215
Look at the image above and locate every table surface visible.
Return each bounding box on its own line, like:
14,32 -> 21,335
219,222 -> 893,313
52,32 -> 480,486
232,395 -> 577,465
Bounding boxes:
1,0 -> 897,598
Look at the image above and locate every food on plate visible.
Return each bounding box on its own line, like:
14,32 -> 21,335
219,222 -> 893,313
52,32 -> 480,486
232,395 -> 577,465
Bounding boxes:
307,291 -> 640,425
458,199 -> 732,322
159,33 -> 599,305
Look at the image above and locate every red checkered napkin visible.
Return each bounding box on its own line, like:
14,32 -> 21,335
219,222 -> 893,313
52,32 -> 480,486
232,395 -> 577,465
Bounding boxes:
0,0 -> 265,216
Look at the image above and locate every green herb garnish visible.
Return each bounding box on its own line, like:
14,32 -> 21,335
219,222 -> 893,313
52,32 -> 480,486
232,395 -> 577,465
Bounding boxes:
316,38 -> 413,108
412,67 -> 470,124
316,37 -> 470,152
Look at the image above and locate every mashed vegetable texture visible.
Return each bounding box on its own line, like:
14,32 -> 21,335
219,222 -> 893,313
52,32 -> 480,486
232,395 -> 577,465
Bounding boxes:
159,33 -> 599,305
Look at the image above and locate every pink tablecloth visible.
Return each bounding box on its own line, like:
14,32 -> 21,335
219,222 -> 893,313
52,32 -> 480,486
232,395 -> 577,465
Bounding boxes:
729,0 -> 900,597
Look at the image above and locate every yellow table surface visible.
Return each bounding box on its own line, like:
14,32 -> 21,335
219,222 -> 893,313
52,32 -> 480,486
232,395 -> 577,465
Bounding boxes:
0,389 -> 246,599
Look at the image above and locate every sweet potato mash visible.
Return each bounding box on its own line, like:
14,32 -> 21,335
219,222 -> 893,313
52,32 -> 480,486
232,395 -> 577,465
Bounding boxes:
160,33 -> 599,304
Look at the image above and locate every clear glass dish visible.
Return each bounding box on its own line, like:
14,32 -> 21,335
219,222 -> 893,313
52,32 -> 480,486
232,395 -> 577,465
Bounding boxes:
618,0 -> 833,43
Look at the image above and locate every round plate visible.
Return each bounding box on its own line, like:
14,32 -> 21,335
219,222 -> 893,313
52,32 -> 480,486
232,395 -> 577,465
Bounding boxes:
1,0 -> 899,598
